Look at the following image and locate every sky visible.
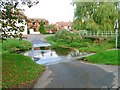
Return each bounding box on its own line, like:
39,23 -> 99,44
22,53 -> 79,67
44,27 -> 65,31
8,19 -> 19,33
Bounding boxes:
23,0 -> 74,24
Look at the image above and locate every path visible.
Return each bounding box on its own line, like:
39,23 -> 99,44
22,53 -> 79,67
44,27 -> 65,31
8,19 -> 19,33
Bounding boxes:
26,34 -> 54,42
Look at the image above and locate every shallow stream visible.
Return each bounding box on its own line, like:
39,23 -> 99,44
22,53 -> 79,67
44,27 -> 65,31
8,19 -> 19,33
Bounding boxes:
24,42 -> 90,65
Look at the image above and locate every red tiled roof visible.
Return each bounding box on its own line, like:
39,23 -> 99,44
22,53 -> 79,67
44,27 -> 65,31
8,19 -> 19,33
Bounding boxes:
27,18 -> 48,22
55,21 -> 72,28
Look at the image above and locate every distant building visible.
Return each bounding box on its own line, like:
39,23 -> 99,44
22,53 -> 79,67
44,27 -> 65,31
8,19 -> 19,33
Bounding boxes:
45,24 -> 58,34
27,18 -> 49,34
55,21 -> 72,30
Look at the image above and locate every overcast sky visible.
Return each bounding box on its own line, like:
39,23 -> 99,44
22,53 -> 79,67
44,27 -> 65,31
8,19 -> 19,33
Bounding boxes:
23,0 -> 74,24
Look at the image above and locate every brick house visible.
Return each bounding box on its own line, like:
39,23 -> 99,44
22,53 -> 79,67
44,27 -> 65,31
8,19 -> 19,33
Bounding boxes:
27,18 -> 49,34
55,21 -> 72,30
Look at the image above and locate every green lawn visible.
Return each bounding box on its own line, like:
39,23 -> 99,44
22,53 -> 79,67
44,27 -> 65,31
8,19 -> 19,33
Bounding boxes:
78,43 -> 114,53
2,53 -> 45,89
1,39 -> 32,53
84,50 -> 119,65
1,39 -> 45,89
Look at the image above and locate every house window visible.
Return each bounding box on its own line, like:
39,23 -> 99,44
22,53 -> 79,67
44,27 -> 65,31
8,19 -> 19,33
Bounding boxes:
44,22 -> 46,25
33,28 -> 36,32
33,22 -> 35,25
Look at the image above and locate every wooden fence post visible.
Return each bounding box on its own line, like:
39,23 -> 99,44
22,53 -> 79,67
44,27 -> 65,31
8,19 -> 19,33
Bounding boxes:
78,30 -> 115,37
106,31 -> 107,37
101,31 -> 103,37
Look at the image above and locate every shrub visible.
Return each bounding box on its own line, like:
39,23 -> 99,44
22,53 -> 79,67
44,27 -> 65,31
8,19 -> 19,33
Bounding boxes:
55,29 -> 82,43
38,20 -> 47,34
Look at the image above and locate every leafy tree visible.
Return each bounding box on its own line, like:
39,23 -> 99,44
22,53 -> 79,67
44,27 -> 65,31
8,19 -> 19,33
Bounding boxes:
74,2 -> 97,20
0,0 -> 39,42
93,2 -> 118,31
73,2 -> 98,30
93,2 -> 118,25
85,19 -> 100,31
38,20 -> 46,34
72,20 -> 82,30
72,1 -> 118,31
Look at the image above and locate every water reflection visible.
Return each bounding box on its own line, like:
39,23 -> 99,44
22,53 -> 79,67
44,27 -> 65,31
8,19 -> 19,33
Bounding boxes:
28,50 -> 62,64
51,47 -> 72,56
25,43 -> 88,64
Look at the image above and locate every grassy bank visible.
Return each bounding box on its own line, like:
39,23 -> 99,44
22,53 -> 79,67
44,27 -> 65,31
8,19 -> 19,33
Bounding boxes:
2,53 -> 45,89
1,39 -> 45,89
46,35 -> 115,53
82,50 -> 119,65
0,39 -> 32,53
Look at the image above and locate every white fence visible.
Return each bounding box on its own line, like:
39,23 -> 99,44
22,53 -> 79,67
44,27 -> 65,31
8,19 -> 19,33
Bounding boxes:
78,30 -> 116,37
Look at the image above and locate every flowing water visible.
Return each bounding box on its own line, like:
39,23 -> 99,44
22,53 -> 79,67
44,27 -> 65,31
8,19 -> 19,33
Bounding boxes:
24,42 -> 89,65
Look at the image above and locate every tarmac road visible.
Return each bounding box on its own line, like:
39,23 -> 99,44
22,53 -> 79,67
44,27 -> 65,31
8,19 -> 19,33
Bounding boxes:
34,60 -> 119,88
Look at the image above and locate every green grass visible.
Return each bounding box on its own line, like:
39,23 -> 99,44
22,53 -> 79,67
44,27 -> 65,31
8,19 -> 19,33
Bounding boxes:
1,39 -> 45,89
84,50 -> 119,65
0,39 -> 32,53
46,36 -> 115,53
2,53 -> 45,89
79,43 -> 114,53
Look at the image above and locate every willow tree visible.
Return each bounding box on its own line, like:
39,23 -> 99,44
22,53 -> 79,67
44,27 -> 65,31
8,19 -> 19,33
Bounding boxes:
93,2 -> 118,31
72,1 -> 118,31
0,0 -> 39,42
73,2 -> 98,30
74,2 -> 97,20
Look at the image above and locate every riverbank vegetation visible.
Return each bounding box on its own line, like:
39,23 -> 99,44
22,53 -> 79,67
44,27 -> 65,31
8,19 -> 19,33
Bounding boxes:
1,39 -> 32,53
46,30 -> 115,53
46,30 -> 118,65
1,39 -> 45,89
